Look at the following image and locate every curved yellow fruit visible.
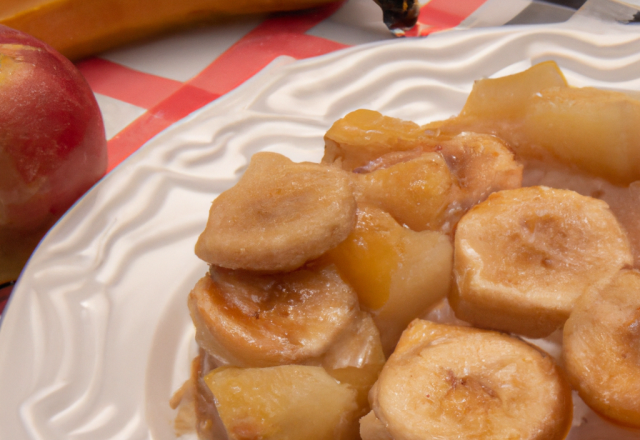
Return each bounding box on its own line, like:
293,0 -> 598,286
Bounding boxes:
0,0 -> 338,60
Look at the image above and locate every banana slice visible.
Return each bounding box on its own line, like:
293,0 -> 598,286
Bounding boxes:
563,269 -> 640,428
188,262 -> 359,367
326,205 -> 452,354
451,186 -> 633,338
363,319 -> 573,440
195,152 -> 357,272
204,365 -> 360,440
437,132 -> 523,210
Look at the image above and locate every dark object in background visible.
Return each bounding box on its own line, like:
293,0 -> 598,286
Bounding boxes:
373,0 -> 420,35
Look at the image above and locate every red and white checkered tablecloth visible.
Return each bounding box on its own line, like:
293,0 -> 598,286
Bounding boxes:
78,0 -> 616,172
0,0 -> 635,314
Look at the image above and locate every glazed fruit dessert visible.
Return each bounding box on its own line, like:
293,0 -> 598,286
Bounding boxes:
172,61 -> 640,439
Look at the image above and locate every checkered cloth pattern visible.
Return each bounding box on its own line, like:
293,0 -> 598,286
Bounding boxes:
80,0 -> 599,173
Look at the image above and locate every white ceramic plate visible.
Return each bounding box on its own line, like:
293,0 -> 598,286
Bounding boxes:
2,21 -> 640,440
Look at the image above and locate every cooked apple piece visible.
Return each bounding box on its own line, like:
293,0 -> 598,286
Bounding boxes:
432,61 -> 569,149
563,269 -> 640,428
188,313 -> 384,435
437,62 -> 640,184
352,135 -> 522,233
523,86 -> 640,184
188,262 -> 359,367
460,60 -> 568,121
364,319 -> 572,440
323,109 -> 424,170
354,152 -> 455,231
326,205 -> 452,354
322,311 -> 386,421
195,152 -> 356,272
451,186 -> 633,338
205,365 -> 359,440
324,110 -> 522,232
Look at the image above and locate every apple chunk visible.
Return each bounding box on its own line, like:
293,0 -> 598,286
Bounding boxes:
205,365 -> 359,440
523,86 -> 640,184
326,205 -> 452,354
460,60 -> 568,121
0,25 -> 107,284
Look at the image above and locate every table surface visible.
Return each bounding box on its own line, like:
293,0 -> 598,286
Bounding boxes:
0,0 -> 638,314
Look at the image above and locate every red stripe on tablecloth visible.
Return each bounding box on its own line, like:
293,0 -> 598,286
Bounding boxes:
77,58 -> 183,109
106,85 -> 219,171
190,33 -> 348,96
189,7 -> 348,95
408,0 -> 488,36
105,3 -> 349,171
150,84 -> 220,123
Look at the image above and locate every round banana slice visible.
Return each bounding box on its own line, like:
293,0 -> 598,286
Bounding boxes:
563,269 -> 640,428
365,320 -> 573,440
188,262 -> 359,367
452,186 -> 633,338
195,152 -> 357,272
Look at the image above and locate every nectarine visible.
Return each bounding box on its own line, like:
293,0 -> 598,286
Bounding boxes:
0,25 -> 107,284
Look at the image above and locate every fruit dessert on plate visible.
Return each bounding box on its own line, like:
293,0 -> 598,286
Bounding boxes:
172,61 -> 640,439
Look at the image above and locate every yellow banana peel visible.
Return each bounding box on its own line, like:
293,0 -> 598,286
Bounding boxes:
0,0 -> 339,60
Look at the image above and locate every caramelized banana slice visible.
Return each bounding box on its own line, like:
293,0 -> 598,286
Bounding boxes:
205,365 -> 359,440
452,186 -> 633,338
195,152 -> 357,272
436,132 -> 523,209
364,320 -> 573,440
188,263 -> 359,367
563,269 -> 640,428
326,205 -> 452,354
